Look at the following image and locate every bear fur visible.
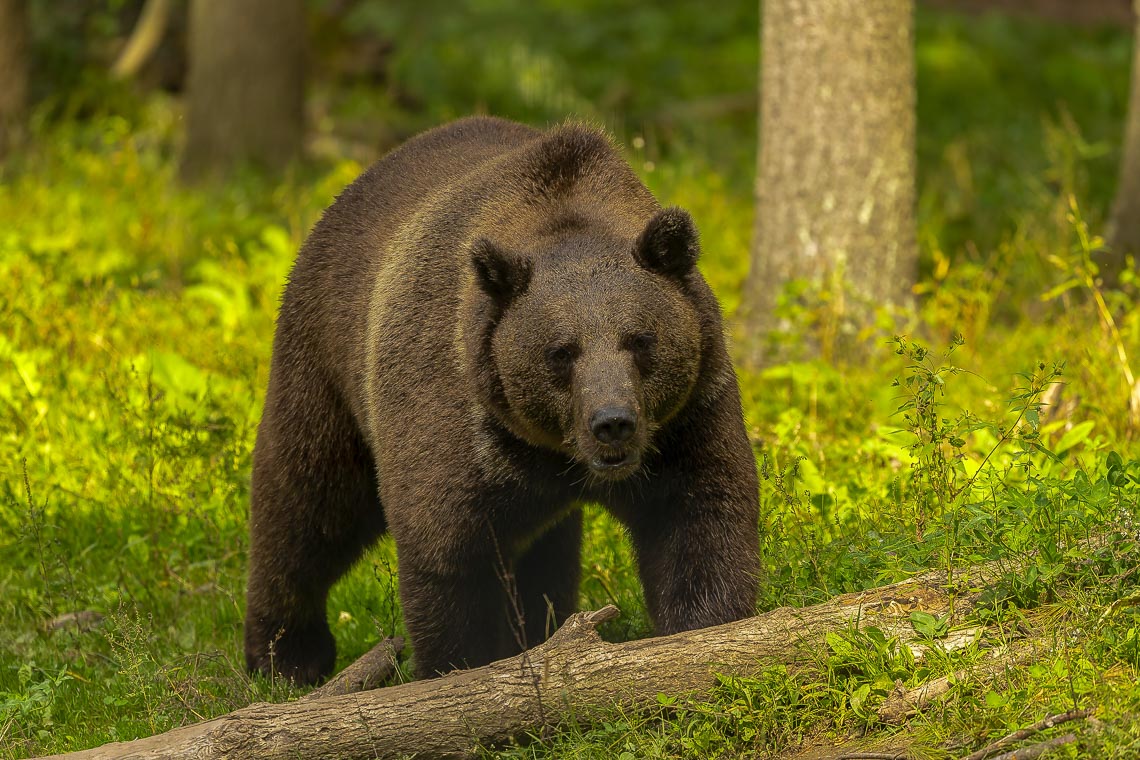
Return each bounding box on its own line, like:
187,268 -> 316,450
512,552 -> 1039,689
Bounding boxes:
244,116 -> 760,684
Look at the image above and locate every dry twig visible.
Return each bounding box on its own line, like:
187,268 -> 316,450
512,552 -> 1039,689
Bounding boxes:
959,709 -> 1090,760
986,733 -> 1077,760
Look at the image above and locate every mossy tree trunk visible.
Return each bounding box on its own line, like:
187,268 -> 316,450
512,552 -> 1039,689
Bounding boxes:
180,0 -> 305,181
741,0 -> 917,361
1107,0 -> 1140,281
0,0 -> 28,161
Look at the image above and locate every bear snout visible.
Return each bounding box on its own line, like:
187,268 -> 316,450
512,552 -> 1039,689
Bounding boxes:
589,406 -> 638,445
583,405 -> 644,479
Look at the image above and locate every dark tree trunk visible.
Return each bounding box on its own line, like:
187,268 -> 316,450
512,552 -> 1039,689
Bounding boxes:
741,0 -> 917,362
0,0 -> 28,161
1106,0 -> 1140,282
180,0 -> 305,180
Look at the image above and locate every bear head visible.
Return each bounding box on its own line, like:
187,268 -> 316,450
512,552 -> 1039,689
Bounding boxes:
465,207 -> 705,481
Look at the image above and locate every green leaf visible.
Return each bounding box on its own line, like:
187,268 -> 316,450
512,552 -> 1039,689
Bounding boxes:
141,350 -> 213,410
909,610 -> 949,639
984,690 -> 1008,709
1040,278 -> 1081,301
12,351 -> 43,398
1053,421 -> 1095,455
825,631 -> 853,657
849,683 -> 872,715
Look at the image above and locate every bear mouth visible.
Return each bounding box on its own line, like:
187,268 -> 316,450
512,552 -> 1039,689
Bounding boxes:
588,451 -> 641,479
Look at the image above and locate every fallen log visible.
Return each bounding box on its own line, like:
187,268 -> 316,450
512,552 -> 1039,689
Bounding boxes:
303,636 -> 404,701
37,566 -> 998,760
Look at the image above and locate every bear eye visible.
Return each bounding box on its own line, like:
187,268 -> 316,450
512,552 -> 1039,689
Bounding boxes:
626,332 -> 657,353
545,343 -> 578,374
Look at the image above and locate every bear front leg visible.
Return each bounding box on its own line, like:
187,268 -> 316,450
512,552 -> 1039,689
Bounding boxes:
629,495 -> 759,634
397,556 -> 516,679
623,389 -> 760,634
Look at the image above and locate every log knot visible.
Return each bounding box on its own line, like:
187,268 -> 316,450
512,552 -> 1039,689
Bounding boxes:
541,606 -> 619,651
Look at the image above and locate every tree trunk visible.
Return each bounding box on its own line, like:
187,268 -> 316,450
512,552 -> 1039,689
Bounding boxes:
1106,0 -> 1140,281
0,0 -> 28,161
112,0 -> 175,81
742,0 -> 917,362
36,563 -> 995,760
180,0 -> 305,181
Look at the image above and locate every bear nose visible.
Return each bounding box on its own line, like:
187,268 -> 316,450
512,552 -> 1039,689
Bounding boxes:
590,407 -> 637,445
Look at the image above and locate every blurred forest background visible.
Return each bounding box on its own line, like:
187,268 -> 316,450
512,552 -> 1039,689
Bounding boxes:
3,0 -> 1140,758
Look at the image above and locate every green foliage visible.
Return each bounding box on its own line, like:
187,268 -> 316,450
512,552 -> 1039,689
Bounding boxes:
330,0 -> 758,166
3,4 -> 1140,759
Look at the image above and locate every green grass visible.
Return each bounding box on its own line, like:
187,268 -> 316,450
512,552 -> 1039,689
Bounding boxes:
3,5 -> 1140,759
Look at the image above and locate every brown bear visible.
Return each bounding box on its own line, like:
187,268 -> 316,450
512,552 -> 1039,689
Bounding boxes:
244,116 -> 760,684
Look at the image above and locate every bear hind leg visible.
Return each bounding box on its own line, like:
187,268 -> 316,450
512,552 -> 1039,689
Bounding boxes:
244,373 -> 384,686
508,511 -> 583,651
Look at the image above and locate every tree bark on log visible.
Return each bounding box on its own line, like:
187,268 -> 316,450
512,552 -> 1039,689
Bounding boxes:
37,566 -> 995,760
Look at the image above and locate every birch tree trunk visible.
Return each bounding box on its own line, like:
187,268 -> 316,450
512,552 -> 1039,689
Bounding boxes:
180,0 -> 305,180
742,0 -> 917,361
112,0 -> 175,81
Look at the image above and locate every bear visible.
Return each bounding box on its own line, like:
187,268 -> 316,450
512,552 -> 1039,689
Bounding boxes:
244,116 -> 760,684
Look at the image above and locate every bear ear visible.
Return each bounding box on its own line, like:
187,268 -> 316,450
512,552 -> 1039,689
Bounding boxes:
471,238 -> 532,304
633,207 -> 700,279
